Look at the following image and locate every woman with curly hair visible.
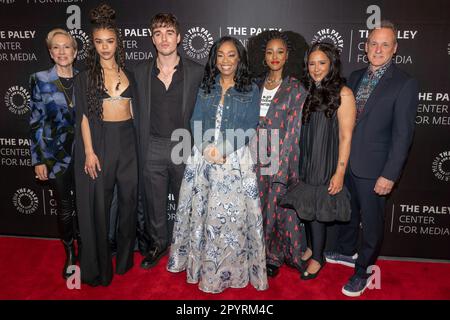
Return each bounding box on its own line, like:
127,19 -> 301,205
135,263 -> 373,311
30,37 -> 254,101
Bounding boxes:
74,3 -> 138,286
249,30 -> 307,278
167,36 -> 268,293
280,42 -> 356,280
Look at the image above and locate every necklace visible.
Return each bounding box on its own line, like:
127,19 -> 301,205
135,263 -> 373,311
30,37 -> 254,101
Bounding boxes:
54,78 -> 74,108
58,77 -> 73,90
103,65 -> 121,91
115,69 -> 121,91
265,77 -> 282,85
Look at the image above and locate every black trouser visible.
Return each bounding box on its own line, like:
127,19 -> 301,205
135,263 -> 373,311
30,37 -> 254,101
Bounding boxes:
336,167 -> 386,278
108,185 -> 119,254
304,220 -> 326,264
102,119 -> 138,274
49,162 -> 77,243
142,135 -> 185,252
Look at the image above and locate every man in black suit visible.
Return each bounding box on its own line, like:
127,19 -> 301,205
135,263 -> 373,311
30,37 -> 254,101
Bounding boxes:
325,21 -> 418,296
133,13 -> 204,269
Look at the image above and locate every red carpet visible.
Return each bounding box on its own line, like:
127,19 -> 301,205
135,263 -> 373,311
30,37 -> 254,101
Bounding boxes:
0,237 -> 449,300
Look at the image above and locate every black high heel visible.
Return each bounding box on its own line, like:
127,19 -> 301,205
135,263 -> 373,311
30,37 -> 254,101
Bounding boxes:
300,259 -> 325,280
266,264 -> 280,278
299,256 -> 312,272
299,250 -> 313,271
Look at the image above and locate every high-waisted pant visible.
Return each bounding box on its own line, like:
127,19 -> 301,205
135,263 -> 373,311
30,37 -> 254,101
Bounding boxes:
101,119 -> 138,276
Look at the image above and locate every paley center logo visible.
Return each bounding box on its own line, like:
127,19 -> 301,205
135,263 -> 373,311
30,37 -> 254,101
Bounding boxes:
13,187 -> 39,215
182,26 -> 214,60
432,151 -> 450,182
4,85 -> 30,115
69,28 -> 89,60
312,27 -> 344,52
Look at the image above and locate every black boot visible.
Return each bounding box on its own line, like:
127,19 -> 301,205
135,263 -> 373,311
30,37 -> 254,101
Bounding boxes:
62,239 -> 77,279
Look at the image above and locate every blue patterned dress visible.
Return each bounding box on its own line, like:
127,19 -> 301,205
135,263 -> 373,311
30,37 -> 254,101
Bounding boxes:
167,104 -> 269,293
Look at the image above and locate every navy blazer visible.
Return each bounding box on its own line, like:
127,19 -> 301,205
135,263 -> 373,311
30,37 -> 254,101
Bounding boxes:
348,63 -> 418,182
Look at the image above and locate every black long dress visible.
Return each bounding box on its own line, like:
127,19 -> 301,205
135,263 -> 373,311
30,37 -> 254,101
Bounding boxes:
281,105 -> 351,222
74,70 -> 139,286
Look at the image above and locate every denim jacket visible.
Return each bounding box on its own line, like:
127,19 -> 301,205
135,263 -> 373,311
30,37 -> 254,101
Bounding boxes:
190,78 -> 260,156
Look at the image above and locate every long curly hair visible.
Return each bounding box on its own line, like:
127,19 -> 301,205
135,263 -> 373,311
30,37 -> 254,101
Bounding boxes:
247,30 -> 308,80
301,42 -> 345,123
86,3 -> 125,120
201,36 -> 252,93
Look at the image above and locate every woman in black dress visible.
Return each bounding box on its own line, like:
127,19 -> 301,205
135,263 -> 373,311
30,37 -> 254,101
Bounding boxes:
281,42 -> 356,280
74,4 -> 138,286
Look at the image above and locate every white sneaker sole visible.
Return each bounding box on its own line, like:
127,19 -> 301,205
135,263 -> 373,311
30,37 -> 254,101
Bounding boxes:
325,257 -> 356,268
341,282 -> 369,297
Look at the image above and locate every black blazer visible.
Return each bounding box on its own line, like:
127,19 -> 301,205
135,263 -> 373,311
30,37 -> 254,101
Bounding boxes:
348,63 -> 418,182
132,56 -> 204,162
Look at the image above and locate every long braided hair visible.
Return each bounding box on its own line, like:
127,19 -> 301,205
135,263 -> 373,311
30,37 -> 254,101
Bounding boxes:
86,3 -> 125,120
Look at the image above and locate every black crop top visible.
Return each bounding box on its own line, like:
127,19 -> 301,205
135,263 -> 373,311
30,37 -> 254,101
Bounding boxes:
101,85 -> 132,99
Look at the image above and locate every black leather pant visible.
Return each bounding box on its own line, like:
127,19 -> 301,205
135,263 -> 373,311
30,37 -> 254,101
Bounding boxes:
49,162 -> 78,242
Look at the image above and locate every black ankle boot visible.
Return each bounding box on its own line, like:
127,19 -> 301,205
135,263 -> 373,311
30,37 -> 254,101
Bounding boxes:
62,239 -> 77,279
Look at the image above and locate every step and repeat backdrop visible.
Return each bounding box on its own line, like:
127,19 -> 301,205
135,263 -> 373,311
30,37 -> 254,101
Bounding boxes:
0,0 -> 449,260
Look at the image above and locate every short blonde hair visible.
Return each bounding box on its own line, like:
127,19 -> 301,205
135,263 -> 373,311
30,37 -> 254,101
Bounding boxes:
46,28 -> 78,50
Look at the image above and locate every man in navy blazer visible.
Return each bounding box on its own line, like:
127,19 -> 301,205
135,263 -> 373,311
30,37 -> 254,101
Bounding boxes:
325,21 -> 418,297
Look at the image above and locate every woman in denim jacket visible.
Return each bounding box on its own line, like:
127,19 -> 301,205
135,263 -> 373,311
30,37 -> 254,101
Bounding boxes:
167,36 -> 268,293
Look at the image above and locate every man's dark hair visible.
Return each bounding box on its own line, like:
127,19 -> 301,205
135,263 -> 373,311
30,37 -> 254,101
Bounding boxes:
150,13 -> 180,35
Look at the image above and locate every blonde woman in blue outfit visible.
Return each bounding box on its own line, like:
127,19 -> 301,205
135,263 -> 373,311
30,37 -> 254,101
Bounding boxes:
29,28 -> 79,279
167,36 -> 268,293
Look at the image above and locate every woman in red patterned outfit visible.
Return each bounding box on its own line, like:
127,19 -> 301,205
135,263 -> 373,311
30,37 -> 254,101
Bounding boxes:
253,31 -> 307,277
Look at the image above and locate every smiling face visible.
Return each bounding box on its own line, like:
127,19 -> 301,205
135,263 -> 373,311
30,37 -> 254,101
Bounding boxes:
93,28 -> 117,61
152,25 -> 180,57
216,41 -> 239,78
365,27 -> 397,70
265,38 -> 288,72
307,49 -> 331,82
49,34 -> 76,67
